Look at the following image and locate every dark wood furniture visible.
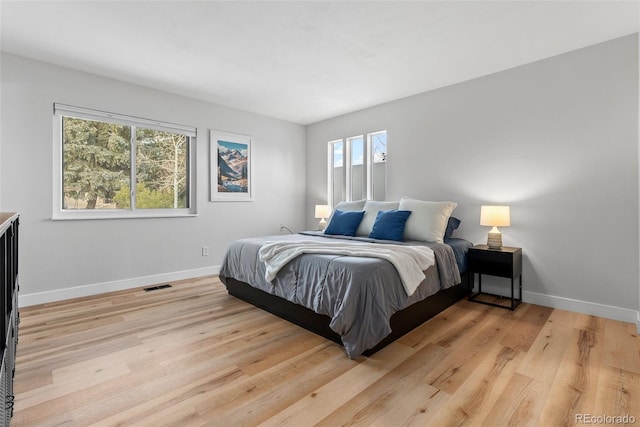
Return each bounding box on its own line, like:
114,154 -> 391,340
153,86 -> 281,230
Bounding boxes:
224,272 -> 469,356
0,213 -> 19,424
468,244 -> 522,310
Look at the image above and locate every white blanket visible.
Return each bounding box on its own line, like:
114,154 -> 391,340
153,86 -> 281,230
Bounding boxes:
258,240 -> 435,296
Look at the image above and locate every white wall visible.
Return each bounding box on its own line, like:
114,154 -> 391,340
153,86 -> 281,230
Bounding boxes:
1,53 -> 306,305
306,34 -> 639,323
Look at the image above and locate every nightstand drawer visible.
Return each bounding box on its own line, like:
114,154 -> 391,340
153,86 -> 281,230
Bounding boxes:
468,246 -> 522,279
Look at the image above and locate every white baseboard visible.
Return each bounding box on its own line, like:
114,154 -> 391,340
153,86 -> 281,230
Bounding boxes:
523,290 -> 640,325
19,271 -> 640,331
19,265 -> 221,307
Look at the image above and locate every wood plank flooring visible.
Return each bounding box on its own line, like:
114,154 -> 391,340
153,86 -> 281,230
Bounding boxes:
12,276 -> 640,426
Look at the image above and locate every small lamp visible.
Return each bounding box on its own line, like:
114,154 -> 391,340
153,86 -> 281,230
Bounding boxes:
315,204 -> 331,231
480,205 -> 511,249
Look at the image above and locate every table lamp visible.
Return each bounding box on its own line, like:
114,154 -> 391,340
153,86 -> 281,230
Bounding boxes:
315,204 -> 331,231
480,205 -> 510,249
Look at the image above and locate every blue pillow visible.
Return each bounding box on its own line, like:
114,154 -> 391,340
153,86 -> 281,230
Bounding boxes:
445,217 -> 461,239
368,210 -> 412,241
324,210 -> 365,236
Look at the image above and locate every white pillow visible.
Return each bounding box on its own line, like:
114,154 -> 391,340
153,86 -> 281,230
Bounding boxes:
356,200 -> 400,237
398,197 -> 457,243
334,199 -> 366,212
328,199 -> 366,224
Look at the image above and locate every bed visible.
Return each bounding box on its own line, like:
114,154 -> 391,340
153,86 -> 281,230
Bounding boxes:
219,198 -> 473,358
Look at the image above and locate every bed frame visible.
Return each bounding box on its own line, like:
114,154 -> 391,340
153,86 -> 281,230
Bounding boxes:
223,272 -> 469,356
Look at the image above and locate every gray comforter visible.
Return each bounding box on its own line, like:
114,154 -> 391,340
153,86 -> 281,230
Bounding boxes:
219,232 -> 461,358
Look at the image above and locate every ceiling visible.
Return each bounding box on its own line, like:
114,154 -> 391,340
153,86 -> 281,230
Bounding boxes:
1,1 -> 638,125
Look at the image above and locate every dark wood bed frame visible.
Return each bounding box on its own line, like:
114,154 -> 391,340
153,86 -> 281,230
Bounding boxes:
223,272 -> 469,356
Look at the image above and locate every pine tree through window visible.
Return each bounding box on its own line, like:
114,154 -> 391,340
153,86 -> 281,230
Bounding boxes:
54,104 -> 195,219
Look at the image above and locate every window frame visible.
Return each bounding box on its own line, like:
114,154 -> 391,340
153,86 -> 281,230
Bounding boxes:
327,130 -> 387,207
327,139 -> 344,208
346,135 -> 367,202
367,130 -> 387,200
52,104 -> 197,220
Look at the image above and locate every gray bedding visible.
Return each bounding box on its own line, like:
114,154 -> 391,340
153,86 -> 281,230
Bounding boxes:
219,233 -> 462,358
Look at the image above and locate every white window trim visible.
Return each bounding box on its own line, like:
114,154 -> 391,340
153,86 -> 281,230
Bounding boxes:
367,130 -> 387,200
327,139 -> 343,208
344,135 -> 355,202
52,104 -> 198,220
328,130 -> 386,207
345,135 -> 367,202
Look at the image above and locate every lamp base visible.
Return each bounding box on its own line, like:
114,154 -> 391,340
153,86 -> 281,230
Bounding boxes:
487,232 -> 503,249
318,218 -> 327,231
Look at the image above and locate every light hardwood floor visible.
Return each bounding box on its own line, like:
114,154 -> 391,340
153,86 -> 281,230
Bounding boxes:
12,276 -> 640,426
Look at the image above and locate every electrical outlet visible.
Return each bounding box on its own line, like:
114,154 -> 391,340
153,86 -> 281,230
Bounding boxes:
201,246 -> 209,256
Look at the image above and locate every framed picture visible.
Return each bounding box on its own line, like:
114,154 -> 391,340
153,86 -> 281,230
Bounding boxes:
210,130 -> 253,201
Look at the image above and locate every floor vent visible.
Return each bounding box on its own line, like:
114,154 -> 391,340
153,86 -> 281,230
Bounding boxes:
143,284 -> 172,292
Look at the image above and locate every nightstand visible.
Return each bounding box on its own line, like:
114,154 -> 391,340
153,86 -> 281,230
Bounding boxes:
468,245 -> 522,310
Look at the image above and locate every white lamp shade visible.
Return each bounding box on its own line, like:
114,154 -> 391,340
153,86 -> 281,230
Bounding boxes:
480,205 -> 511,227
315,204 -> 331,219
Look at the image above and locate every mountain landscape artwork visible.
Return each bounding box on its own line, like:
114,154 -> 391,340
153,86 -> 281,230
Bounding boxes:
217,140 -> 248,192
211,130 -> 252,201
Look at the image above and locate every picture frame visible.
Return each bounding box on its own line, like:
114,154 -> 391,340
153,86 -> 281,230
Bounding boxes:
210,130 -> 253,201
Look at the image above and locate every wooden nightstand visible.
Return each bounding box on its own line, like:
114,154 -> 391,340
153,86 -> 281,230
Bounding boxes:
468,245 -> 522,310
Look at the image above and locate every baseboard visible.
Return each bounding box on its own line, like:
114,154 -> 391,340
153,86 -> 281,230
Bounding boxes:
19,265 -> 221,307
20,270 -> 640,330
523,290 -> 640,325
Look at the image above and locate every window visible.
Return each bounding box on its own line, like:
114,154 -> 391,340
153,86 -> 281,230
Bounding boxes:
348,135 -> 366,201
328,140 -> 345,206
328,130 -> 387,206
53,104 -> 196,219
369,130 -> 387,201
